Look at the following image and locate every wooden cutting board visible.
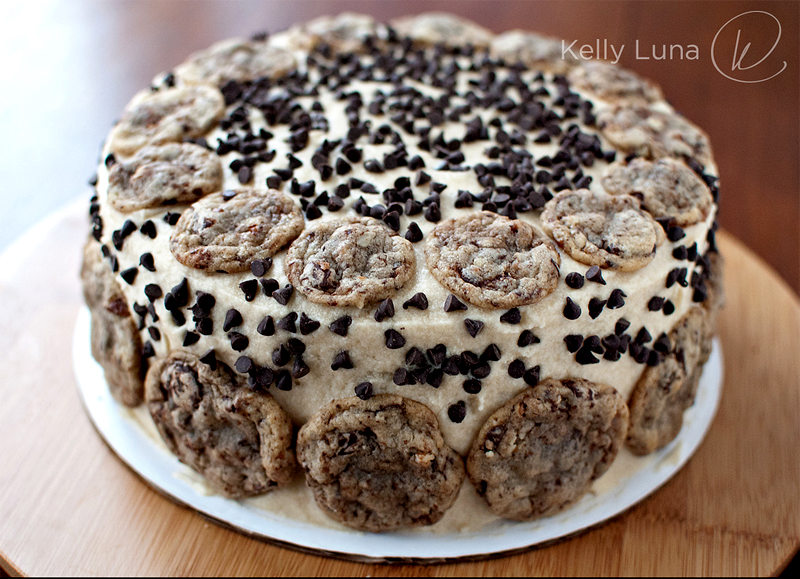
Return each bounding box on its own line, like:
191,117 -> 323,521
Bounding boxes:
0,202 -> 797,576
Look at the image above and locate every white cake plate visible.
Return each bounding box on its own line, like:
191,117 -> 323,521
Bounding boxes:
73,306 -> 722,562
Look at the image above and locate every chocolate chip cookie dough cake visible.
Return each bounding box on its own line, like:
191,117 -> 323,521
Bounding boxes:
81,12 -> 724,531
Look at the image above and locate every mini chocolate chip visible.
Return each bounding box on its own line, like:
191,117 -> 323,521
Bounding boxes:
471,362 -> 491,379
442,356 -> 461,376
384,329 -> 406,349
199,349 -> 217,369
260,278 -> 279,296
355,381 -> 373,400
405,347 -> 427,367
523,365 -> 540,386
144,284 -> 162,302
120,267 -> 138,285
653,333 -> 671,353
164,212 -> 181,226
667,226 -> 686,242
272,284 -> 294,305
275,370 -> 293,391
170,309 -> 186,326
277,312 -> 298,333
394,367 -> 413,386
427,368 -> 444,388
374,298 -> 395,322
588,298 -> 607,319
403,292 -> 428,310
239,279 -> 259,302
235,356 -> 254,374
648,296 -> 665,311
182,331 -> 200,346
464,319 -> 484,338
576,346 -> 600,365
427,344 -> 447,367
508,359 -> 526,379
329,315 -> 352,336
272,344 -> 290,366
292,357 -> 310,379
285,338 -> 305,356
635,327 -> 652,344
404,221 -> 423,242
607,288 -> 626,309
196,317 -> 213,335
673,245 -> 689,260
615,318 -> 631,335
500,307 -> 521,324
563,297 -> 581,320
564,334 -> 583,353
463,379 -> 482,394
481,344 -> 501,362
566,272 -> 585,289
250,258 -> 273,277
663,300 -> 675,315
141,341 -> 155,358
305,204 -> 323,220
257,315 -> 275,336
298,312 -> 320,335
448,401 -> 466,423
229,332 -> 249,351
223,309 -> 243,332
423,202 -> 441,222
518,330 -> 540,347
444,294 -> 468,312
331,351 -> 353,370
647,350 -> 662,366
148,326 -> 161,341
586,265 -> 606,285
195,291 -> 215,311
601,334 -> 621,351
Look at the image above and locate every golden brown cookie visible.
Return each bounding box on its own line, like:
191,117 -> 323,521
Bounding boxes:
169,188 -> 304,273
425,212 -> 561,308
108,86 -> 225,157
467,378 -> 628,521
285,217 -> 415,308
145,351 -> 296,498
541,189 -> 665,271
391,13 -> 494,48
597,104 -> 713,167
297,394 -> 464,532
80,239 -> 145,407
107,143 -> 223,213
175,38 -> 296,86
490,30 -> 578,73
626,307 -> 711,455
568,60 -> 663,104
304,13 -> 384,53
601,158 -> 714,227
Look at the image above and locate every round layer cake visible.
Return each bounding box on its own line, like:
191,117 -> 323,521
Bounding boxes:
81,12 -> 724,531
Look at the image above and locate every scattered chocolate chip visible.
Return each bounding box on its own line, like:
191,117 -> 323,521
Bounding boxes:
223,309 -> 243,332
199,349 -> 217,370
164,212 -> 181,226
463,379 -> 482,394
586,265 -> 606,285
298,312 -> 320,335
607,288 -> 626,309
182,331 -> 200,346
518,330 -> 540,347
448,401 -> 466,423
257,315 -> 275,336
272,344 -> 290,366
508,359 -> 526,379
272,284 -> 294,305
331,351 -> 354,370
275,370 -> 293,391
444,294 -> 468,312
403,292 -> 428,310
329,315 -> 352,336
667,226 -> 686,242
120,267 -> 138,285
229,332 -> 249,351
292,356 -> 310,379
523,365 -> 540,386
615,318 -> 631,335
394,367 -> 413,386
260,278 -> 279,296
648,296 -> 665,311
481,344 -> 501,362
196,317 -> 213,335
384,329 -> 406,349
635,327 -> 652,344
563,297 -> 581,320
565,272 -> 585,289
588,298 -> 607,319
374,298 -> 395,322
235,356 -> 254,374
663,300 -> 675,315
250,258 -> 273,277
144,284 -> 162,302
355,381 -> 373,400
277,312 -> 298,333
464,319 -> 484,338
239,279 -> 259,302
564,334 -> 583,353
404,221 -> 423,242
499,307 -> 521,324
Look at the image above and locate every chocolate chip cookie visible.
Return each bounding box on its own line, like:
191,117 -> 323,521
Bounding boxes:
297,394 -> 464,532
145,351 -> 296,498
425,212 -> 561,308
467,378 -> 628,520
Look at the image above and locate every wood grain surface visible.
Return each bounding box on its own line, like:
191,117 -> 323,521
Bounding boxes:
0,203 -> 797,576
0,0 -> 797,294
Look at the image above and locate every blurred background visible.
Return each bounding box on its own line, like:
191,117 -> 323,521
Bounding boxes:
0,0 -> 797,294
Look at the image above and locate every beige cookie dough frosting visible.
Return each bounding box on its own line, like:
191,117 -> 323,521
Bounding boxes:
86,13 -> 721,519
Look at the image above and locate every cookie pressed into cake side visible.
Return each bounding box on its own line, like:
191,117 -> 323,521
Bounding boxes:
82,12 -> 723,531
